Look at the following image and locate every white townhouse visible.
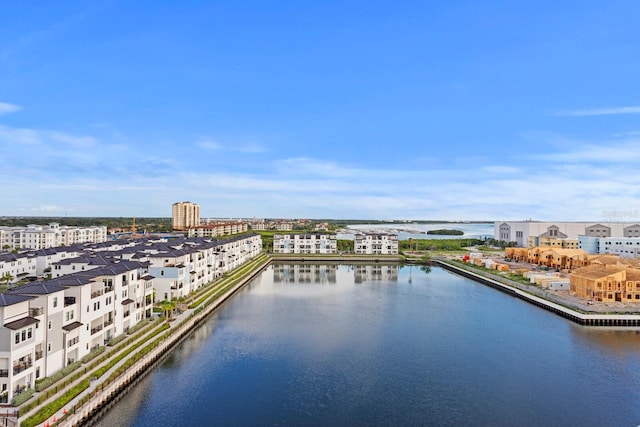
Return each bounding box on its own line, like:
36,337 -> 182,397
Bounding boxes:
273,234 -> 337,254
51,254 -> 113,278
187,222 -> 249,238
0,293 -> 41,403
354,233 -> 399,255
0,233 -> 262,402
0,253 -> 38,283
148,249 -> 191,302
148,234 -> 263,301
11,261 -> 153,361
0,223 -> 107,251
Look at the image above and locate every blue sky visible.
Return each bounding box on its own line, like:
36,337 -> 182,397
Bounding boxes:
1,1 -> 639,221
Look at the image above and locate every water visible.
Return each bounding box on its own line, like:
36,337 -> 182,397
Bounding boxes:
341,222 -> 494,240
98,264 -> 640,426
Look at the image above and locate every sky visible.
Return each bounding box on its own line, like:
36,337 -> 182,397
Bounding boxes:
1,1 -> 640,221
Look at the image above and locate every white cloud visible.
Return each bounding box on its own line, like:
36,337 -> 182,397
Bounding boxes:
0,102 -> 22,115
197,140 -> 222,150
558,106 -> 640,116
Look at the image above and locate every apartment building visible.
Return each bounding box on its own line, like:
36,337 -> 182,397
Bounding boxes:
272,234 -> 337,254
0,223 -> 107,251
187,222 -> 248,238
172,201 -> 200,231
495,221 -> 640,248
354,233 -> 398,255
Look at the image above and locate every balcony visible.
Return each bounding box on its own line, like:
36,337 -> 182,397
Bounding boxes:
35,351 -> 43,360
29,307 -> 44,317
0,370 -> 8,378
123,311 -> 130,318
91,325 -> 103,335
103,319 -> 114,328
64,296 -> 76,307
13,359 -> 33,375
67,337 -> 79,347
91,290 -> 104,299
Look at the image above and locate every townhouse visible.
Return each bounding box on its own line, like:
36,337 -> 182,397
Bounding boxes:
0,223 -> 107,251
272,234 -> 337,254
187,222 -> 248,238
354,233 -> 399,255
0,233 -> 263,402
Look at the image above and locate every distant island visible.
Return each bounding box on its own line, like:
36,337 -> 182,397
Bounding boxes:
427,229 -> 464,236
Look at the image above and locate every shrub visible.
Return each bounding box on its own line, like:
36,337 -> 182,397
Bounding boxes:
11,388 -> 34,406
35,361 -> 81,391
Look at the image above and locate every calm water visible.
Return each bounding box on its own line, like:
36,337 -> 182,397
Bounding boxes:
98,265 -> 640,427
343,222 -> 494,240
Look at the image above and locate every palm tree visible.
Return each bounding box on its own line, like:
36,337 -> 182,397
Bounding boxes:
158,300 -> 177,321
0,273 -> 14,292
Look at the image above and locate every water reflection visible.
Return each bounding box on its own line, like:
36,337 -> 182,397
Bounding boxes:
273,264 -> 338,283
96,264 -> 640,427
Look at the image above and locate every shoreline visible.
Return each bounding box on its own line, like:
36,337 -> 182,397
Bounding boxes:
35,253 -> 640,426
434,259 -> 640,327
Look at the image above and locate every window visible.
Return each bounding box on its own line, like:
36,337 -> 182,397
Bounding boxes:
48,342 -> 51,352
27,328 -> 32,339
48,320 -> 52,330
15,333 -> 19,345
53,297 -> 58,308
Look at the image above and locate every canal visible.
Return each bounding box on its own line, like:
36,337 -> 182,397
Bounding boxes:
97,264 -> 640,426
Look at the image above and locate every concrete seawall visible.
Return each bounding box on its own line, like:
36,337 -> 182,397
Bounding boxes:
60,257 -> 272,427
435,260 -> 640,327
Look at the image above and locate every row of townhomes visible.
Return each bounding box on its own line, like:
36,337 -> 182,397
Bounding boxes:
273,234 -> 337,254
0,233 -> 262,403
188,222 -> 249,238
272,233 -> 400,255
0,223 -> 107,251
354,233 -> 398,255
501,246 -> 640,303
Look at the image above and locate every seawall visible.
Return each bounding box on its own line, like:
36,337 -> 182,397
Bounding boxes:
61,256 -> 272,426
434,259 -> 640,327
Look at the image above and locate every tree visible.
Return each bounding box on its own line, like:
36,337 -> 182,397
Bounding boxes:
0,273 -> 14,292
158,300 -> 177,321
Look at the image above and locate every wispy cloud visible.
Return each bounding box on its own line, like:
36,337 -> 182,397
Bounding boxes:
196,138 -> 266,153
557,106 -> 640,116
197,140 -> 222,150
0,102 -> 22,115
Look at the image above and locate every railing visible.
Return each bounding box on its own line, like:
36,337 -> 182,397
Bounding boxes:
64,296 -> 76,306
29,307 -> 44,316
0,370 -> 8,377
103,319 -> 114,328
123,311 -> 130,318
67,336 -> 79,347
13,359 -> 32,375
91,290 -> 104,299
91,325 -> 103,335
35,351 -> 43,360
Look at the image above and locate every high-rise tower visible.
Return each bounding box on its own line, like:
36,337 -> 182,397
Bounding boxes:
172,201 -> 201,231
